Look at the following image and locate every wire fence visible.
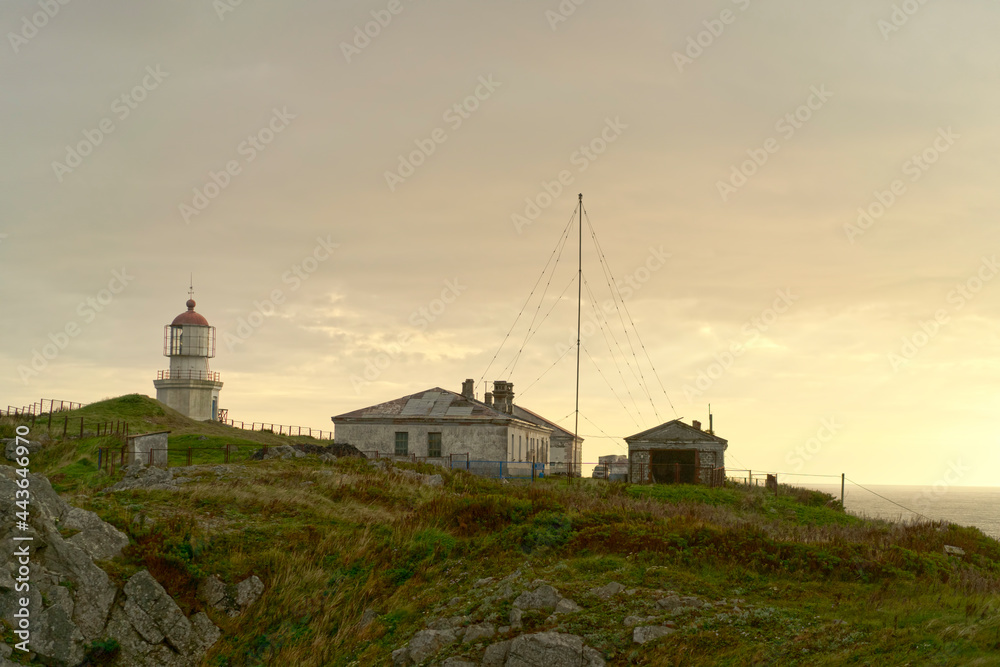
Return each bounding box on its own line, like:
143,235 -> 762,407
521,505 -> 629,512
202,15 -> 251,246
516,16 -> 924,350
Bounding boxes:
1,398 -> 86,419
221,419 -> 333,440
96,443 -> 272,474
2,408 -> 130,442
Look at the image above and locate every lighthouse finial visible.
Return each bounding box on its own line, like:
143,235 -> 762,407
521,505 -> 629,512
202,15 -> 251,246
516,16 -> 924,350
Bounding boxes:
188,274 -> 194,300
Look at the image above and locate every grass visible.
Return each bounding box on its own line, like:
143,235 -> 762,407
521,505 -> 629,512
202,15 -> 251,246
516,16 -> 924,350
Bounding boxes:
2,397 -> 1000,666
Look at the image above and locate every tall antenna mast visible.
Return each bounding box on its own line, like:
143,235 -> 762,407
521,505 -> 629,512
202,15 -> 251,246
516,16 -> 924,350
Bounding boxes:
188,274 -> 195,300
574,193 -> 582,478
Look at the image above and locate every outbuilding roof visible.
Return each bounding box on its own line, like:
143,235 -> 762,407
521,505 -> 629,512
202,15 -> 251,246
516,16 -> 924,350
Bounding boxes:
625,419 -> 728,446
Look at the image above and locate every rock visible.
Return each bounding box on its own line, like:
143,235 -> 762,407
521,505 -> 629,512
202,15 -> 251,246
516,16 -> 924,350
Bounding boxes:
197,574 -> 264,617
427,616 -> 468,631
0,468 -> 219,667
3,438 -> 42,461
623,615 -> 655,627
109,464 -> 177,492
633,625 -> 676,644
406,629 -> 458,664
656,595 -> 703,614
392,646 -> 412,666
498,625 -> 511,634
61,506 -> 130,561
105,570 -> 220,665
236,575 -> 264,608
944,545 -> 966,557
481,639 -> 511,666
589,581 -> 625,600
513,584 -> 562,611
357,608 -> 378,629
440,659 -> 477,667
496,582 -> 517,599
475,577 -> 494,588
509,607 -> 523,630
555,598 -> 582,614
506,632 -> 605,667
463,622 -> 495,643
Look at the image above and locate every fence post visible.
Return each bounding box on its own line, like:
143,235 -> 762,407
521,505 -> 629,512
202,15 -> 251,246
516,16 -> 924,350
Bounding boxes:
98,448 -> 102,470
187,448 -> 192,466
841,473 -> 845,507
225,444 -> 230,464
48,409 -> 52,429
79,418 -> 84,439
748,470 -> 752,488
63,415 -> 68,437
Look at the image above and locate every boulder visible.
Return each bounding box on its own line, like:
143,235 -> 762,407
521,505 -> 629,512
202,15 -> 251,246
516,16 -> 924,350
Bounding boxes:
555,598 -> 582,614
589,581 -> 624,600
462,622 -> 495,643
61,506 -> 130,561
405,629 -> 458,664
656,595 -> 704,614
3,438 -> 42,461
109,464 -> 177,492
197,574 -> 264,617
513,585 -> 562,611
633,625 -> 676,644
481,639 -> 511,666
506,632 -> 605,667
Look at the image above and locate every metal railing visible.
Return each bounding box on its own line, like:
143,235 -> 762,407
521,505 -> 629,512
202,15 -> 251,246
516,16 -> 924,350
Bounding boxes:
155,369 -> 221,382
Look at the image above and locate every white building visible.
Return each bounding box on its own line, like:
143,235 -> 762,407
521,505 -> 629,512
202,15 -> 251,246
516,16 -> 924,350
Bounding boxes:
153,297 -> 223,421
331,380 -> 582,475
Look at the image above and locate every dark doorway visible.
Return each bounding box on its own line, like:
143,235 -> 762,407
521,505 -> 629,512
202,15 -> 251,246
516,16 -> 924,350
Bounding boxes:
651,449 -> 698,484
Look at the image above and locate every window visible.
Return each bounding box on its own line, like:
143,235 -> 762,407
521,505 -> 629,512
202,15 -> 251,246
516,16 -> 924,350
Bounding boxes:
395,432 -> 408,456
427,432 -> 442,458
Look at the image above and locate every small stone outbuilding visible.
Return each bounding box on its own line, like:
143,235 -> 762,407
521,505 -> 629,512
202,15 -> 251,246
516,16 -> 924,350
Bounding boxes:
626,419 -> 727,486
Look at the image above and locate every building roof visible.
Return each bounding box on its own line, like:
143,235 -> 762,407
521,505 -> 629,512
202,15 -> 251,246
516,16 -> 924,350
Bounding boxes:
332,387 -> 552,433
171,299 -> 210,326
625,419 -> 728,446
510,405 -> 580,442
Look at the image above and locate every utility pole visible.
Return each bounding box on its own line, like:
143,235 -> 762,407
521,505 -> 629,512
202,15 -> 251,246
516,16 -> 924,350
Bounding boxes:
574,193 -> 582,480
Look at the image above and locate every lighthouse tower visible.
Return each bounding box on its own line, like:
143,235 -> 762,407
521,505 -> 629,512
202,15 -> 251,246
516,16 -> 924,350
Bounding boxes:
153,293 -> 224,421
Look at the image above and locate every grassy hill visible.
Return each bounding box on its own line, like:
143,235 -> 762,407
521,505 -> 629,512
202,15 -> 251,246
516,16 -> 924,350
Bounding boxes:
3,396 -> 1000,666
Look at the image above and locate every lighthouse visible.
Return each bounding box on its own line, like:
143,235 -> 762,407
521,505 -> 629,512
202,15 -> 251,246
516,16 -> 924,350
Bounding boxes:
153,293 -> 224,421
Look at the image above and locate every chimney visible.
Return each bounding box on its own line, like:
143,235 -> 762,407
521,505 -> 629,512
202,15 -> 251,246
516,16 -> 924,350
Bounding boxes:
484,392 -> 493,407
709,412 -> 714,434
692,420 -> 702,431
461,378 -> 475,399
492,380 -> 514,414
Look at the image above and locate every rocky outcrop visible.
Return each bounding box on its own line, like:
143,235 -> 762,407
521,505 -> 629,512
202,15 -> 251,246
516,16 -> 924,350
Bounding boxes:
0,467 -> 220,666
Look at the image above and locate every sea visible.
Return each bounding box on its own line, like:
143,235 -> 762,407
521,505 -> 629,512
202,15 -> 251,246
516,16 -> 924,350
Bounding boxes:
796,483 -> 1000,541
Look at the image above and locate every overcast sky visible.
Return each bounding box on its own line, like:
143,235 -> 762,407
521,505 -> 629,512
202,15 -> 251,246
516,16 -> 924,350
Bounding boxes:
3,0 -> 999,486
